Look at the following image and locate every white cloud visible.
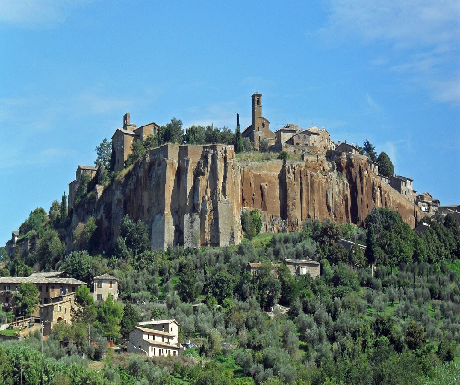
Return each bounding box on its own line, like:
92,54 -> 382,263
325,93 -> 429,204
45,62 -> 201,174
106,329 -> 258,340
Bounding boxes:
0,0 -> 95,28
324,0 -> 459,48
322,0 -> 460,103
77,93 -> 134,115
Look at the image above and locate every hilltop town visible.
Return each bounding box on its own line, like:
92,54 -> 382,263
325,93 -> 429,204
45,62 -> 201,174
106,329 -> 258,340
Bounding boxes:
1,93 -> 459,384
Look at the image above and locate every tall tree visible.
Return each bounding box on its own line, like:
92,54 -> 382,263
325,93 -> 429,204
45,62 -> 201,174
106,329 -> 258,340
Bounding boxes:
184,125 -> 206,145
363,140 -> 378,162
15,283 -> 39,317
19,207 -> 48,235
60,251 -> 93,285
177,259 -> 197,302
94,138 -> 112,170
365,226 -> 377,274
234,125 -> 243,153
74,285 -> 97,323
96,295 -> 123,341
60,192 -> 67,223
120,302 -> 140,338
48,200 -> 60,225
33,229 -> 65,270
162,117 -> 184,144
377,151 -> 394,177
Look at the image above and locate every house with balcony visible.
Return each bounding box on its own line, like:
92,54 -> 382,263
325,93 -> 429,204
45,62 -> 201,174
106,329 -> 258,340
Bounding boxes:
127,319 -> 182,357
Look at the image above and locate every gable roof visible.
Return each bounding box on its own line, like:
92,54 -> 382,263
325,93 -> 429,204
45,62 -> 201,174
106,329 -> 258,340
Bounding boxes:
138,319 -> 179,326
0,276 -> 85,285
93,273 -> 117,281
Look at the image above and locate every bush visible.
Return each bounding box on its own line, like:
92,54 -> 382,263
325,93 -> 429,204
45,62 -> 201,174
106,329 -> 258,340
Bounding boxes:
277,151 -> 289,161
241,210 -> 262,240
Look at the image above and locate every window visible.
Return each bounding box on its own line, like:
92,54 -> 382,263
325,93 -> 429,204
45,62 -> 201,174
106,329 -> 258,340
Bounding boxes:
39,286 -> 42,292
97,294 -> 102,301
58,305 -> 61,312
109,281 -> 113,288
97,281 -> 102,288
72,286 -> 75,292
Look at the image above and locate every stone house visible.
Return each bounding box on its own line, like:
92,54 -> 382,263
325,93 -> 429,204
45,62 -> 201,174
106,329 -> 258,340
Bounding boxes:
285,126 -> 333,154
93,273 -> 119,302
274,124 -> 299,147
284,259 -> 320,279
247,262 -> 280,278
416,192 -> 439,214
127,319 -> 181,357
335,141 -> 360,155
112,113 -> 159,172
5,230 -> 19,257
389,175 -> 415,202
68,165 -> 98,212
0,272 -> 85,335
242,93 -> 275,150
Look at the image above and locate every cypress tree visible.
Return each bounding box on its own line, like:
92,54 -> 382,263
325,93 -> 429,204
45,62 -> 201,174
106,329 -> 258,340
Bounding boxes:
60,192 -> 67,223
234,125 -> 243,153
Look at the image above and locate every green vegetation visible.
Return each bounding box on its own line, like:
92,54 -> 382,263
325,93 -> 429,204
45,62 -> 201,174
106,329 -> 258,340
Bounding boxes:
3,200 -> 460,383
241,210 -> 262,240
377,151 -> 394,177
15,282 -> 40,317
277,150 -> 289,161
363,139 -> 378,162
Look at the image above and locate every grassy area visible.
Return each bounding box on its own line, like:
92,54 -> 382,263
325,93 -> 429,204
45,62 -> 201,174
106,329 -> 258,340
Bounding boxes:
115,164 -> 135,182
235,151 -> 280,162
0,328 -> 19,337
250,233 -> 274,248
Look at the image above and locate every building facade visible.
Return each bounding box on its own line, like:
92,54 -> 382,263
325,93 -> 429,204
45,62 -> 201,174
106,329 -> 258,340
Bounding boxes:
112,113 -> 159,172
127,319 -> 181,357
93,273 -> 119,301
242,93 -> 275,150
284,259 -> 320,279
0,272 -> 85,335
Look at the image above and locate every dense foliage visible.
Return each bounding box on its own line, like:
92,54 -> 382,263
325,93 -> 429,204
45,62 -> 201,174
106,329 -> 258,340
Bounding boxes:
3,200 -> 460,384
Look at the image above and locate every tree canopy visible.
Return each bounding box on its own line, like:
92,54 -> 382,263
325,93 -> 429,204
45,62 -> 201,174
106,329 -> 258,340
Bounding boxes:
15,282 -> 39,317
363,139 -> 378,162
377,151 -> 394,177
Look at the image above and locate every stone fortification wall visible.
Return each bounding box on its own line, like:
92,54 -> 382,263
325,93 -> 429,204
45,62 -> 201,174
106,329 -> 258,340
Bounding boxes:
70,146 -> 418,251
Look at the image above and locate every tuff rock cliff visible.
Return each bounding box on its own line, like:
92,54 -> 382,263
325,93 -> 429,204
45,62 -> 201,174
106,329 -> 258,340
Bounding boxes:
70,145 -> 419,251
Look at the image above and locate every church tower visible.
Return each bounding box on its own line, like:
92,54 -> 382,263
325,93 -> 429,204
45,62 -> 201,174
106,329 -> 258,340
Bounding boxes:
252,93 -> 262,131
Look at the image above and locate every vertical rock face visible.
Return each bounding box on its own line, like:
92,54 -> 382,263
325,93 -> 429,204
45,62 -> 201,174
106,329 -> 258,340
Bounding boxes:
72,144 -> 242,251
239,153 -> 418,232
70,147 -> 418,251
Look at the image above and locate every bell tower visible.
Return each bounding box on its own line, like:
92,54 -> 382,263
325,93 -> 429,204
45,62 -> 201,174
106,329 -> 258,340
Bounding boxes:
252,93 -> 262,131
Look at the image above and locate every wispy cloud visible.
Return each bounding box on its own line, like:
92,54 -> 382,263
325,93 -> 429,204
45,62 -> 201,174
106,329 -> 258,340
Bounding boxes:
321,0 -> 460,103
184,101 -> 239,129
0,0 -> 95,28
77,93 -> 134,115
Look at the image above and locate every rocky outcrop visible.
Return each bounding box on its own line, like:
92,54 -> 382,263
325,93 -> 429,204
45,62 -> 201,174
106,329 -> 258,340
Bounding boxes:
70,146 -> 419,251
71,144 -> 242,251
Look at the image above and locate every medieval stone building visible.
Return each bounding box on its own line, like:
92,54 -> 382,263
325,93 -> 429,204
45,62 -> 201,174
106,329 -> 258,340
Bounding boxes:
242,93 -> 275,150
112,113 -> 159,172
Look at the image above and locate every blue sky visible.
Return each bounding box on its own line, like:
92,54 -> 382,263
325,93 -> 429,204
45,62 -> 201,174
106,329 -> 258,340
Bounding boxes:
1,0 -> 459,245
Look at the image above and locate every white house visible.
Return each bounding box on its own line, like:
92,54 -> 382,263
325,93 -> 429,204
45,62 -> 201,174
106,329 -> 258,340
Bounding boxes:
127,319 -> 181,357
